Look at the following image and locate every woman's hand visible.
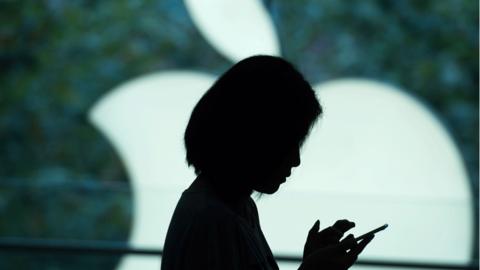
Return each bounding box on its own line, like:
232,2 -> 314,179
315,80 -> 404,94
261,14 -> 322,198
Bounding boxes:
303,219 -> 355,259
300,219 -> 374,270
299,234 -> 374,270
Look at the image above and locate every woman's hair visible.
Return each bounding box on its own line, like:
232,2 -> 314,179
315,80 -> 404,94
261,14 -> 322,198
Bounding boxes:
184,55 -> 322,177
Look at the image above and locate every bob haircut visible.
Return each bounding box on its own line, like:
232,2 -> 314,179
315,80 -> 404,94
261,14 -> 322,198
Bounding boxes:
184,55 -> 322,179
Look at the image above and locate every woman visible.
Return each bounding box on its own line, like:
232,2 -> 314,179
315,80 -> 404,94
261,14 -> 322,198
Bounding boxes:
161,56 -> 374,270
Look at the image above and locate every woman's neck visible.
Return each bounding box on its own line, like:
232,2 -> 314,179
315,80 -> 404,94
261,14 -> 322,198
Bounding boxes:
197,172 -> 253,203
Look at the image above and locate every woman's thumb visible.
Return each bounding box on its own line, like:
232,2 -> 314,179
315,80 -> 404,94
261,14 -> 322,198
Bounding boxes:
308,220 -> 320,236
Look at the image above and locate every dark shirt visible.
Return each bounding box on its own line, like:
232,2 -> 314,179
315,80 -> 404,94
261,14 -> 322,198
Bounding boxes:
161,176 -> 279,270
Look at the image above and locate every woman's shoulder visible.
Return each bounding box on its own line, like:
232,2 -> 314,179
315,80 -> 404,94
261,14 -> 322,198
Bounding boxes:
162,185 -> 248,270
178,186 -> 238,225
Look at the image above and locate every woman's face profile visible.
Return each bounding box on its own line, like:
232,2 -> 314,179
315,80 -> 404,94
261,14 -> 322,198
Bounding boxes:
249,144 -> 301,194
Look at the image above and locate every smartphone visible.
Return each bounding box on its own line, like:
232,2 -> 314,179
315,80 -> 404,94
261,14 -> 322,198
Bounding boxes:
355,224 -> 388,241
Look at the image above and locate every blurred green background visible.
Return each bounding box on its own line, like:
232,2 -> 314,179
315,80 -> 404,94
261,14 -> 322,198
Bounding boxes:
0,0 -> 478,269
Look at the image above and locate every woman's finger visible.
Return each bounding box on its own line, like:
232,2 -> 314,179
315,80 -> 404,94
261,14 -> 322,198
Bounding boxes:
346,234 -> 375,266
336,234 -> 357,252
333,219 -> 356,233
319,226 -> 345,243
350,234 -> 374,256
308,220 -> 320,236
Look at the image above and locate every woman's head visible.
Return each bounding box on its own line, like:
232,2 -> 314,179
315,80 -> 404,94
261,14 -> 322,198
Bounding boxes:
184,55 -> 322,195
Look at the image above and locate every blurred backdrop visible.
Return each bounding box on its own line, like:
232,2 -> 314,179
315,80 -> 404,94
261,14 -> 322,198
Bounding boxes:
0,0 -> 478,269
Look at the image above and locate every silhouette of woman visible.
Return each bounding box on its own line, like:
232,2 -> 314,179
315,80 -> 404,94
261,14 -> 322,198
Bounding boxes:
161,55 -> 374,270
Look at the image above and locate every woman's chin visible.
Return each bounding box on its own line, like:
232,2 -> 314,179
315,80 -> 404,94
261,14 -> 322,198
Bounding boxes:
254,178 -> 285,194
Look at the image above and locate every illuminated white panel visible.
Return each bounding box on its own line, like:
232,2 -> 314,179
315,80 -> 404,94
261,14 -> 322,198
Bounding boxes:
297,79 -> 469,200
257,79 -> 472,264
184,0 -> 280,62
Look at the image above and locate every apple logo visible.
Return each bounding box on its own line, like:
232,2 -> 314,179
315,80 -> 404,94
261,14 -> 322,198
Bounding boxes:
89,0 -> 473,269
